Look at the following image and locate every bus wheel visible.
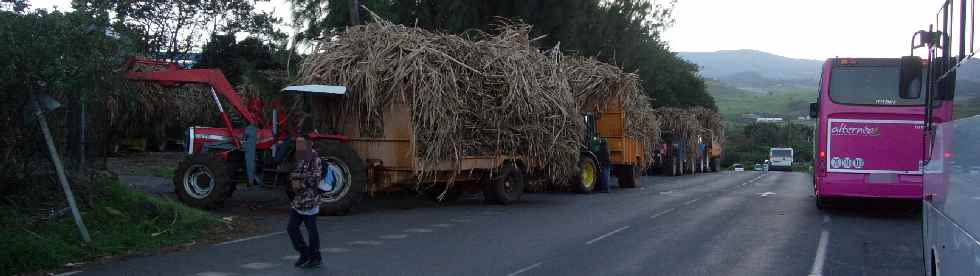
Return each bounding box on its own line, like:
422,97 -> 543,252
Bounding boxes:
815,196 -> 829,210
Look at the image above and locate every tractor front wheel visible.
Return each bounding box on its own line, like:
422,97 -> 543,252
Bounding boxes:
174,153 -> 236,209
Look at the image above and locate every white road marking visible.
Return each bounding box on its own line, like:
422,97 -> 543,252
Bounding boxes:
758,192 -> 775,197
380,234 -> 409,239
216,231 -> 285,246
586,226 -> 631,245
53,271 -> 84,276
320,247 -> 350,253
808,230 -> 830,276
659,190 -> 676,195
650,208 -> 675,219
430,223 -> 454,228
823,215 -> 830,224
405,228 -> 434,233
240,262 -> 276,270
684,198 -> 699,205
506,262 -> 543,276
349,240 -> 383,246
195,272 -> 238,276
450,218 -> 472,223
281,255 -> 300,260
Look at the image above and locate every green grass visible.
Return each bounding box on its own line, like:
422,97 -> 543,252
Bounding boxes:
0,176 -> 219,275
708,80 -> 817,121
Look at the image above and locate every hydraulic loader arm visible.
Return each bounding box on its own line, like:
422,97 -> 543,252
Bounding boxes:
123,57 -> 261,126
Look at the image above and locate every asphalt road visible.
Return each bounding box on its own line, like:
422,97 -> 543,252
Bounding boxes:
68,171 -> 924,276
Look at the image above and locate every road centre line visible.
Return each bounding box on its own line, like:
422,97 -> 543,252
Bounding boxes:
808,230 -> 830,276
506,262 -> 543,276
586,226 -> 631,245
650,208 -> 675,219
684,198 -> 699,205
216,231 -> 285,246
53,271 -> 83,276
823,215 -> 830,224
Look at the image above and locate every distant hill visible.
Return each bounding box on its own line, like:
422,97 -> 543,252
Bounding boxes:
685,50 -> 980,119
678,49 -> 822,81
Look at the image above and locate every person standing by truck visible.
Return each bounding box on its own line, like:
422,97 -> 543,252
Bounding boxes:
597,138 -> 612,193
287,137 -> 323,268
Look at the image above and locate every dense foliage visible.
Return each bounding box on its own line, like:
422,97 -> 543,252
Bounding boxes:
723,122 -> 814,167
291,0 -> 715,109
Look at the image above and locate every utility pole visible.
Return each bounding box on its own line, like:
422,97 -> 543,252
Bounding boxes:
33,94 -> 91,242
349,0 -> 361,25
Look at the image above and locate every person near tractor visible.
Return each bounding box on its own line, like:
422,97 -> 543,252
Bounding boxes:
287,137 -> 323,268
597,138 -> 612,193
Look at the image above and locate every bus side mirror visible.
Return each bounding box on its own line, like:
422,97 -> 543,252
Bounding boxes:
809,103 -> 818,118
899,56 -> 923,99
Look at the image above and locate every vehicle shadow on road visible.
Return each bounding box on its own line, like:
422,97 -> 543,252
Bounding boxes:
819,198 -> 921,220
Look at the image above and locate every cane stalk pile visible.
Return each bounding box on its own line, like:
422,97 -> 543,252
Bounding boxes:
689,106 -> 724,146
654,107 -> 701,155
297,21 -> 582,187
563,56 -> 660,168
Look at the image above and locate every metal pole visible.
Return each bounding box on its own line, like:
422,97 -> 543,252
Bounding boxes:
350,0 -> 361,25
34,100 -> 91,242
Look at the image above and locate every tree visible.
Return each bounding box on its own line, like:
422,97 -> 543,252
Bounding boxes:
72,0 -> 278,60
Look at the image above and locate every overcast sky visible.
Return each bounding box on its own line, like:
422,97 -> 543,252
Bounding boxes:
662,0 -> 943,60
31,0 -> 944,60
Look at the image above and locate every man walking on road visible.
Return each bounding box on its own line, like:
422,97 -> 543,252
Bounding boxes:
597,138 -> 612,193
287,137 -> 323,268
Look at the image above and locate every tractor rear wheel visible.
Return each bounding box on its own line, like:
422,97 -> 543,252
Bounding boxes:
572,155 -> 598,194
174,153 -> 236,209
484,162 -> 526,205
314,140 -> 367,216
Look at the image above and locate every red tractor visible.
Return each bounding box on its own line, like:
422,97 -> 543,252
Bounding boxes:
124,58 -> 366,215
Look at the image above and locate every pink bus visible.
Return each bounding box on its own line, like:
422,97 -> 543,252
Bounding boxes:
809,58 -> 952,209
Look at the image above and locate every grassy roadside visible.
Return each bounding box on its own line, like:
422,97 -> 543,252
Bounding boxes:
0,175 -> 222,275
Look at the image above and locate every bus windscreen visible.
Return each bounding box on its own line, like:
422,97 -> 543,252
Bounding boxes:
829,66 -> 923,106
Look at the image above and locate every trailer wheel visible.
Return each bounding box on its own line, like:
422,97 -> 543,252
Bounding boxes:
572,155 -> 599,194
314,140 -> 367,216
174,153 -> 235,209
617,165 -> 639,188
484,162 -> 526,205
669,156 -> 678,176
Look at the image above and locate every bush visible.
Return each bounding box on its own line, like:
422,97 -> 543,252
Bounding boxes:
0,175 -> 219,275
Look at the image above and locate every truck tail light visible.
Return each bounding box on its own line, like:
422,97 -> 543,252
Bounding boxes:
819,151 -> 826,158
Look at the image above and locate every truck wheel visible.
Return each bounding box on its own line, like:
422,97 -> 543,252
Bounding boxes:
174,153 -> 236,209
572,155 -> 598,194
314,140 -> 367,216
484,162 -> 526,205
617,165 -> 639,188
